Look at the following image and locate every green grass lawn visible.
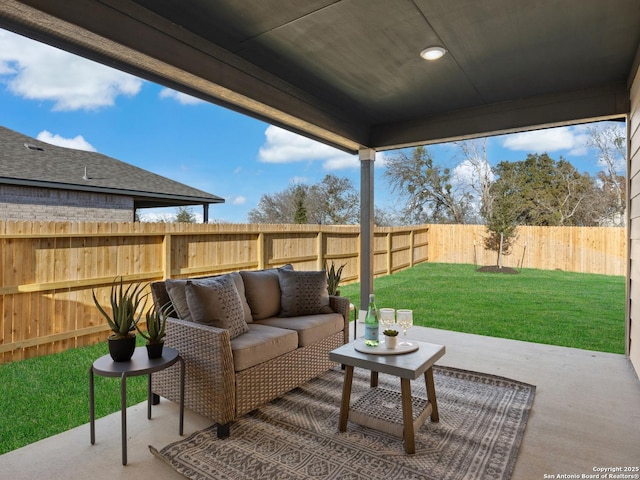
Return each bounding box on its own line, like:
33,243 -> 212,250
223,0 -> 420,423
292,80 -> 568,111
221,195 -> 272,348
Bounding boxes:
0,338 -> 147,455
341,262 -> 625,354
0,262 -> 625,455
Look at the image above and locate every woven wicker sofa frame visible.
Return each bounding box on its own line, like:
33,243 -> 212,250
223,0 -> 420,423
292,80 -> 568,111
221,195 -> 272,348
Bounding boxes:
150,282 -> 351,438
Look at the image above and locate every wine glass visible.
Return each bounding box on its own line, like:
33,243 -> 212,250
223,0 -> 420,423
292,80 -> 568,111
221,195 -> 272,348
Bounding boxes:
379,308 -> 395,343
396,309 -> 413,345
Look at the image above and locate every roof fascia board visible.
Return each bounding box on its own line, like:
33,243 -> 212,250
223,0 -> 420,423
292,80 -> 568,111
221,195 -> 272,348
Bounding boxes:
371,83 -> 630,151
0,177 -> 225,204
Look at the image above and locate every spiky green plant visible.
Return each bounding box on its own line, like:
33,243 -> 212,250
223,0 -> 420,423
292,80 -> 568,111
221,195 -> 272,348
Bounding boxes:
137,302 -> 171,344
383,329 -> 399,336
92,277 -> 148,339
326,260 -> 346,295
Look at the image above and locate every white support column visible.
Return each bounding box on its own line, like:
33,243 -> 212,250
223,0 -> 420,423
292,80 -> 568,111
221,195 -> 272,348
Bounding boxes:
359,147 -> 375,312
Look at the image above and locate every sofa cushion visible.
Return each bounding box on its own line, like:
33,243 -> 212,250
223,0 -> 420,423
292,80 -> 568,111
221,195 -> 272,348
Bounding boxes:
256,313 -> 343,347
240,264 -> 292,321
277,269 -> 332,317
165,273 -> 252,324
184,277 -> 249,339
230,323 -> 298,372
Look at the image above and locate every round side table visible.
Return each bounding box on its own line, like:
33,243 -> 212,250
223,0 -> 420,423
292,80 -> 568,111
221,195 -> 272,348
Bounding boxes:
89,346 -> 184,465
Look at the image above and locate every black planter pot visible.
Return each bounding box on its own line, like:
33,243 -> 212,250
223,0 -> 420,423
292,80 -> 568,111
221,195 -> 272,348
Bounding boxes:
146,342 -> 164,359
108,334 -> 136,362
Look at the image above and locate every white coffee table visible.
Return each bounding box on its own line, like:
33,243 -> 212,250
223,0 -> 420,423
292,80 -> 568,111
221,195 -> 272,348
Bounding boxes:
329,339 -> 445,454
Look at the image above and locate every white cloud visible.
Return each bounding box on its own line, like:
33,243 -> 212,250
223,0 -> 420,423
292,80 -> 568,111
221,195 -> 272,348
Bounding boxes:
231,196 -> 246,205
502,126 -> 590,156
258,126 -> 358,170
0,30 -> 142,111
159,88 -> 204,105
36,130 -> 97,152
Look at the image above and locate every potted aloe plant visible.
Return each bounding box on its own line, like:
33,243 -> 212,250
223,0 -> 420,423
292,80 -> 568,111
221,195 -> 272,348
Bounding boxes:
92,277 -> 148,362
137,302 -> 171,359
326,260 -> 346,296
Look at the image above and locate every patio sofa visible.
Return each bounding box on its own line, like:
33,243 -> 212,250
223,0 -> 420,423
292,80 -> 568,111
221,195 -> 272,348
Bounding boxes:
150,265 -> 350,438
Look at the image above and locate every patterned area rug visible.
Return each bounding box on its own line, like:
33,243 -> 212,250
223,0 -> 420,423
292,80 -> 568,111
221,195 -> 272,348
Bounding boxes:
151,365 -> 535,480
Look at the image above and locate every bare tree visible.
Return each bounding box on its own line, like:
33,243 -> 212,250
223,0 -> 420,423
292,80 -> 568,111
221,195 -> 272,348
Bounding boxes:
586,122 -> 626,225
248,184 -> 300,223
248,175 -> 359,224
454,138 -> 494,223
307,175 -> 359,224
384,146 -> 472,224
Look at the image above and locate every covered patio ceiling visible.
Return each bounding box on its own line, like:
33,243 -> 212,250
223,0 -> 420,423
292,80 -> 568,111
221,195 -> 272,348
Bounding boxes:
0,0 -> 638,154
1,0 -> 639,317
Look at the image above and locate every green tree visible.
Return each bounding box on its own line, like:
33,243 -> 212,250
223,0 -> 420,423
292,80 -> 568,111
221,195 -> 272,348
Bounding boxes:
293,185 -> 308,224
485,168 -> 520,263
175,206 -> 197,223
491,153 -> 597,227
384,146 -> 472,224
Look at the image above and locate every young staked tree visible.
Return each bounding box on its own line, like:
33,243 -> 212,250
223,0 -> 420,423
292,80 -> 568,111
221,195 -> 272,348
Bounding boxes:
485,164 -> 520,265
384,146 -> 472,224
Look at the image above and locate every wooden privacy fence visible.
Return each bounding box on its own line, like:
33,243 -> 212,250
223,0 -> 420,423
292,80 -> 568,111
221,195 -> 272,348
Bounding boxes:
0,221 -> 427,363
0,221 -> 625,363
428,224 -> 626,276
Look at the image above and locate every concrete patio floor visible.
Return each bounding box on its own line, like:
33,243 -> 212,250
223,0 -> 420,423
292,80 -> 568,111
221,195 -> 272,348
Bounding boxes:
1,325 -> 639,480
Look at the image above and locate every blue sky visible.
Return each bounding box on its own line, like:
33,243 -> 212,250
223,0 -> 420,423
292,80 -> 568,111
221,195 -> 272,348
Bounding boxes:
0,29 -> 621,223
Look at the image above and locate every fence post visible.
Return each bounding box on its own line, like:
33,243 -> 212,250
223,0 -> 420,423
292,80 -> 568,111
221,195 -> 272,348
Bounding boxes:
386,232 -> 392,275
409,229 -> 415,267
317,231 -> 324,270
257,232 -> 265,270
162,233 -> 172,279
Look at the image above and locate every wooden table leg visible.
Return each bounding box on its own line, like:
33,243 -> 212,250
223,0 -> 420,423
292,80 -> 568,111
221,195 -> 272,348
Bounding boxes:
338,365 -> 354,432
400,378 -> 415,454
370,370 -> 378,388
424,367 -> 439,422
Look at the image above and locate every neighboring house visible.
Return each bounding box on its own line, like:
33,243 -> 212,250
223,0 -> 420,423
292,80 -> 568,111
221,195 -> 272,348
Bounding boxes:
0,126 -> 223,222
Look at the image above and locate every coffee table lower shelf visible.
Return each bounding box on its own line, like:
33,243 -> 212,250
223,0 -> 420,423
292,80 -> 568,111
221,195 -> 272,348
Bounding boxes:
349,387 -> 433,437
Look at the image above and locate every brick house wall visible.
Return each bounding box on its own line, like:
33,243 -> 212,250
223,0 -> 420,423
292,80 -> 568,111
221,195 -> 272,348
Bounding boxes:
0,184 -> 133,222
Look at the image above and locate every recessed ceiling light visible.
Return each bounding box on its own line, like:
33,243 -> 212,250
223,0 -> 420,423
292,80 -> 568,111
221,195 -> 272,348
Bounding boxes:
420,46 -> 447,61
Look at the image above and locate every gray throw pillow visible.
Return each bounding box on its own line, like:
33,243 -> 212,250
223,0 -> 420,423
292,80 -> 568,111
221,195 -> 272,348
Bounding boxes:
165,278 -> 195,321
278,269 -> 331,317
240,264 -> 293,320
165,273 -> 252,324
184,276 -> 249,339
225,272 -> 253,324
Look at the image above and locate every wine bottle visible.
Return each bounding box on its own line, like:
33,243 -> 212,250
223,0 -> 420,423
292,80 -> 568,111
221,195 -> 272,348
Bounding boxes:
364,293 -> 379,346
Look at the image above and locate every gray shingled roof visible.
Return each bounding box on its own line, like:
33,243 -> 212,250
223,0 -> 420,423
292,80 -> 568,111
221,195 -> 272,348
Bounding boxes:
0,126 -> 224,208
